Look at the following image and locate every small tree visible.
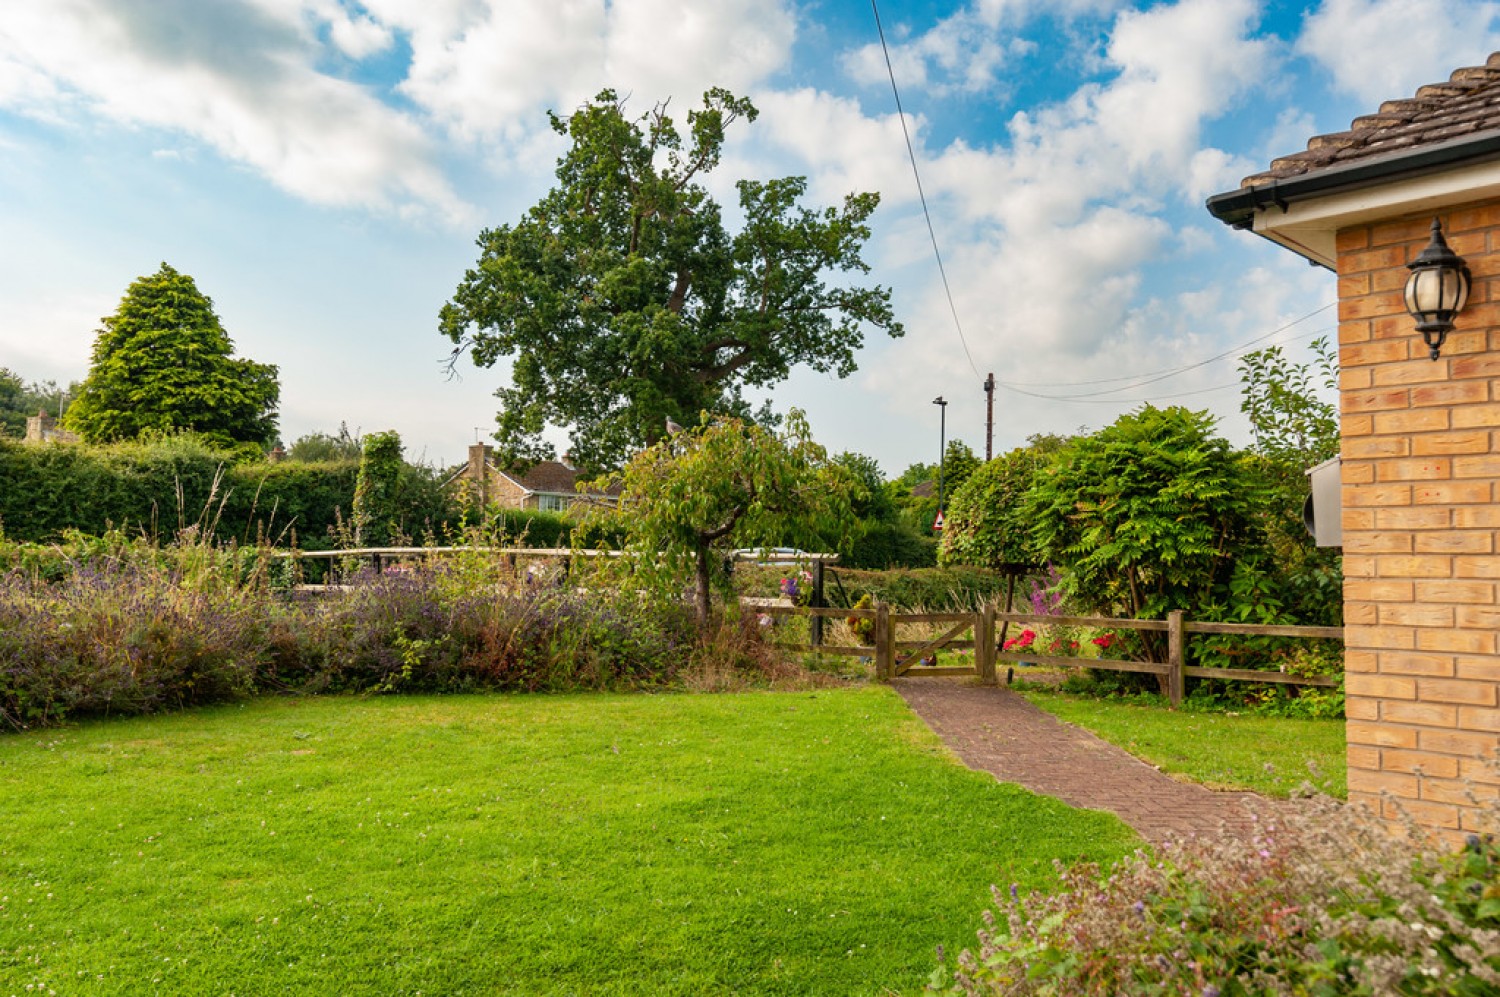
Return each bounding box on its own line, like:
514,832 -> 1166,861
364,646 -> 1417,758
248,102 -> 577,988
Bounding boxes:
65,264 -> 279,448
940,439 -> 981,501
1025,406 -> 1257,623
288,423 -> 363,463
1239,335 -> 1339,465
607,411 -> 857,626
1237,335 -> 1343,627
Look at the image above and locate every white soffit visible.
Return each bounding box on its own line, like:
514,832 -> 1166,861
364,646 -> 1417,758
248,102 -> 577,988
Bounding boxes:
1251,159 -> 1500,269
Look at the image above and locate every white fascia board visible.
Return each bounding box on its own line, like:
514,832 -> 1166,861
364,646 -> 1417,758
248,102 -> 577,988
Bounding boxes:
1251,159 -> 1500,269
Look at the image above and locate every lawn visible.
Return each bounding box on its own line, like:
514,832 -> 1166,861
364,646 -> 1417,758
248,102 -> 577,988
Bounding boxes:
0,687 -> 1139,996
1019,687 -> 1347,798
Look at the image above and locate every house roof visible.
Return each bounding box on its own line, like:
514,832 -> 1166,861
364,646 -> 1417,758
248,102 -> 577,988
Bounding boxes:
509,460 -> 622,498
1207,53 -> 1500,233
1249,55 -> 1500,186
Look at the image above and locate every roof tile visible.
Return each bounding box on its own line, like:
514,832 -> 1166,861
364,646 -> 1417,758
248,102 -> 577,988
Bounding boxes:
1242,54 -> 1500,187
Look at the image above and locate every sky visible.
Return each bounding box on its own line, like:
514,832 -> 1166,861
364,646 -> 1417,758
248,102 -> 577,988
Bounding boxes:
3,0 -> 1500,476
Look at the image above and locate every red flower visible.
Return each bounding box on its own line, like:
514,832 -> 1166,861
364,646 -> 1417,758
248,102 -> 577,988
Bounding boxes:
1091,633 -> 1117,649
1003,628 -> 1037,652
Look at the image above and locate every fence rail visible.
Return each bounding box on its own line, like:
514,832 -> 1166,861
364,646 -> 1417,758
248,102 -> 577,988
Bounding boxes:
756,603 -> 1342,707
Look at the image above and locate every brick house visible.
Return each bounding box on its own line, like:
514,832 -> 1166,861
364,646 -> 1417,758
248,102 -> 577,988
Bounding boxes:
457,443 -> 619,513
1208,55 -> 1500,839
24,410 -> 78,444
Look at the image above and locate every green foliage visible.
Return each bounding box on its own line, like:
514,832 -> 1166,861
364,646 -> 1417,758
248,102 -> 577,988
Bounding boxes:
1025,406 -> 1257,623
828,565 -> 1010,612
939,446 -> 1048,568
0,435 -> 457,546
1239,335 -> 1339,464
64,264 -> 279,447
603,409 -> 857,624
932,793 -> 1500,995
841,521 -> 937,569
286,423 -> 363,462
0,368 -> 68,439
440,88 -> 902,470
351,431 -> 404,546
939,439 -> 980,500
832,450 -> 895,522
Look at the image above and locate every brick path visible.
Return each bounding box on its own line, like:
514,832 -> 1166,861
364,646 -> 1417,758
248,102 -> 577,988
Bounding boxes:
894,679 -> 1264,844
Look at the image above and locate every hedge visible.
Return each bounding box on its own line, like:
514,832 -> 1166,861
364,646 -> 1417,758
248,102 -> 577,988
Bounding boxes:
0,436 -> 459,545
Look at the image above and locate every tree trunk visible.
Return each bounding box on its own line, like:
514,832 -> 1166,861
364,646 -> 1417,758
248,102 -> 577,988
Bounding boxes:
694,542 -> 713,627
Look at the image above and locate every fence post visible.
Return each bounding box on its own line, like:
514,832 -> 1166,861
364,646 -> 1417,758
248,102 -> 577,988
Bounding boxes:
874,602 -> 892,680
978,604 -> 996,685
811,560 -> 825,648
1167,610 -> 1185,708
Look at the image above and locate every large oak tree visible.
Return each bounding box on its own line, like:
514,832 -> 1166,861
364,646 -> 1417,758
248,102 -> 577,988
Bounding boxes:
65,264 -> 279,448
440,88 -> 902,471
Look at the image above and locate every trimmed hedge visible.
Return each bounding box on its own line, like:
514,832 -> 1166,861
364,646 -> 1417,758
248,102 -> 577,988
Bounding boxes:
840,521 -> 937,569
0,436 -> 459,545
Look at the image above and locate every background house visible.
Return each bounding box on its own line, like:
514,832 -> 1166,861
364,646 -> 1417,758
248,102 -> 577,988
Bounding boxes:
24,410 -> 78,444
1209,54 -> 1500,841
457,443 -> 619,513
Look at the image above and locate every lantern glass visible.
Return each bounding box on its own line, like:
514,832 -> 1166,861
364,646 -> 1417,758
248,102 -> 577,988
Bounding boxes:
1404,266 -> 1467,323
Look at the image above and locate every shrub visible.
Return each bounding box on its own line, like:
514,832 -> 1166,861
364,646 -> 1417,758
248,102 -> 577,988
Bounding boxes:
1025,406 -> 1257,623
929,791 -> 1500,995
1,543 -> 700,729
842,521 -> 937,569
940,447 -> 1047,569
0,552 -> 269,728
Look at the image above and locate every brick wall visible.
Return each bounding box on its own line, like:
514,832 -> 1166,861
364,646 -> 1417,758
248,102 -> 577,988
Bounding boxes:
1337,203 -> 1500,839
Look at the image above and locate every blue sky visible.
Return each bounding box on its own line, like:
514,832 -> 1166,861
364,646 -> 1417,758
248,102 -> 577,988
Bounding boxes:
3,0 -> 1499,474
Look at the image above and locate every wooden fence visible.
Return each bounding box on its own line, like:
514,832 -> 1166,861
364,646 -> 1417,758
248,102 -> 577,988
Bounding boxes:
754,603 -> 1342,707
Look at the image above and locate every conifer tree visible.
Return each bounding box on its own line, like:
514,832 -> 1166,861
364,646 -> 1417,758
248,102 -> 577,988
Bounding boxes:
66,264 -> 279,447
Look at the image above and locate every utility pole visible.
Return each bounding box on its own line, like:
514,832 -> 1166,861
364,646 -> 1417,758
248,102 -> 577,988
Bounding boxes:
983,372 -> 995,460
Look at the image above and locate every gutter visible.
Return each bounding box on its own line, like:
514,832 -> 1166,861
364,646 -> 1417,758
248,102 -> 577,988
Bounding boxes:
1205,130 -> 1500,230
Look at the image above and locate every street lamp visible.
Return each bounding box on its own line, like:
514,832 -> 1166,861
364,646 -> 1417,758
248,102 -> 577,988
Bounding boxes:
932,395 -> 947,528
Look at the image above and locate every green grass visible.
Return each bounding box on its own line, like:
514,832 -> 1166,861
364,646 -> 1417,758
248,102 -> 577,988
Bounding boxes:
1018,687 -> 1346,799
0,688 -> 1139,996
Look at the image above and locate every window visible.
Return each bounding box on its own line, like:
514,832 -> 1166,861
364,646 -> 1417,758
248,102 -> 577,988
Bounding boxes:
537,494 -> 569,513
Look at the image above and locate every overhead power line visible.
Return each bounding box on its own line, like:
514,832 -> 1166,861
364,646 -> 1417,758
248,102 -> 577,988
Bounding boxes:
990,303 -> 1336,399
870,0 -> 982,380
1005,308 -> 1334,388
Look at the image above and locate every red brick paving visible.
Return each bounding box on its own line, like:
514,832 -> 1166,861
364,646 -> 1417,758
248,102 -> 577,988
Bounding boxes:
894,678 -> 1265,844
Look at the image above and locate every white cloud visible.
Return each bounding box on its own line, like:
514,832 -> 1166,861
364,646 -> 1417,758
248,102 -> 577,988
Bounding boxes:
0,0 -> 471,223
1297,0 -> 1500,105
758,0 -> 1284,435
391,0 -> 795,145
842,0 -> 1120,97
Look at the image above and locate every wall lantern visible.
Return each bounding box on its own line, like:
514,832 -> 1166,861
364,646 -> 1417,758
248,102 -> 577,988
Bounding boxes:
1404,217 -> 1471,360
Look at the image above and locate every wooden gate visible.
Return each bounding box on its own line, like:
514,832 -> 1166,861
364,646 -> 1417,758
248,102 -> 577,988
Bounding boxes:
754,604 -> 997,682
